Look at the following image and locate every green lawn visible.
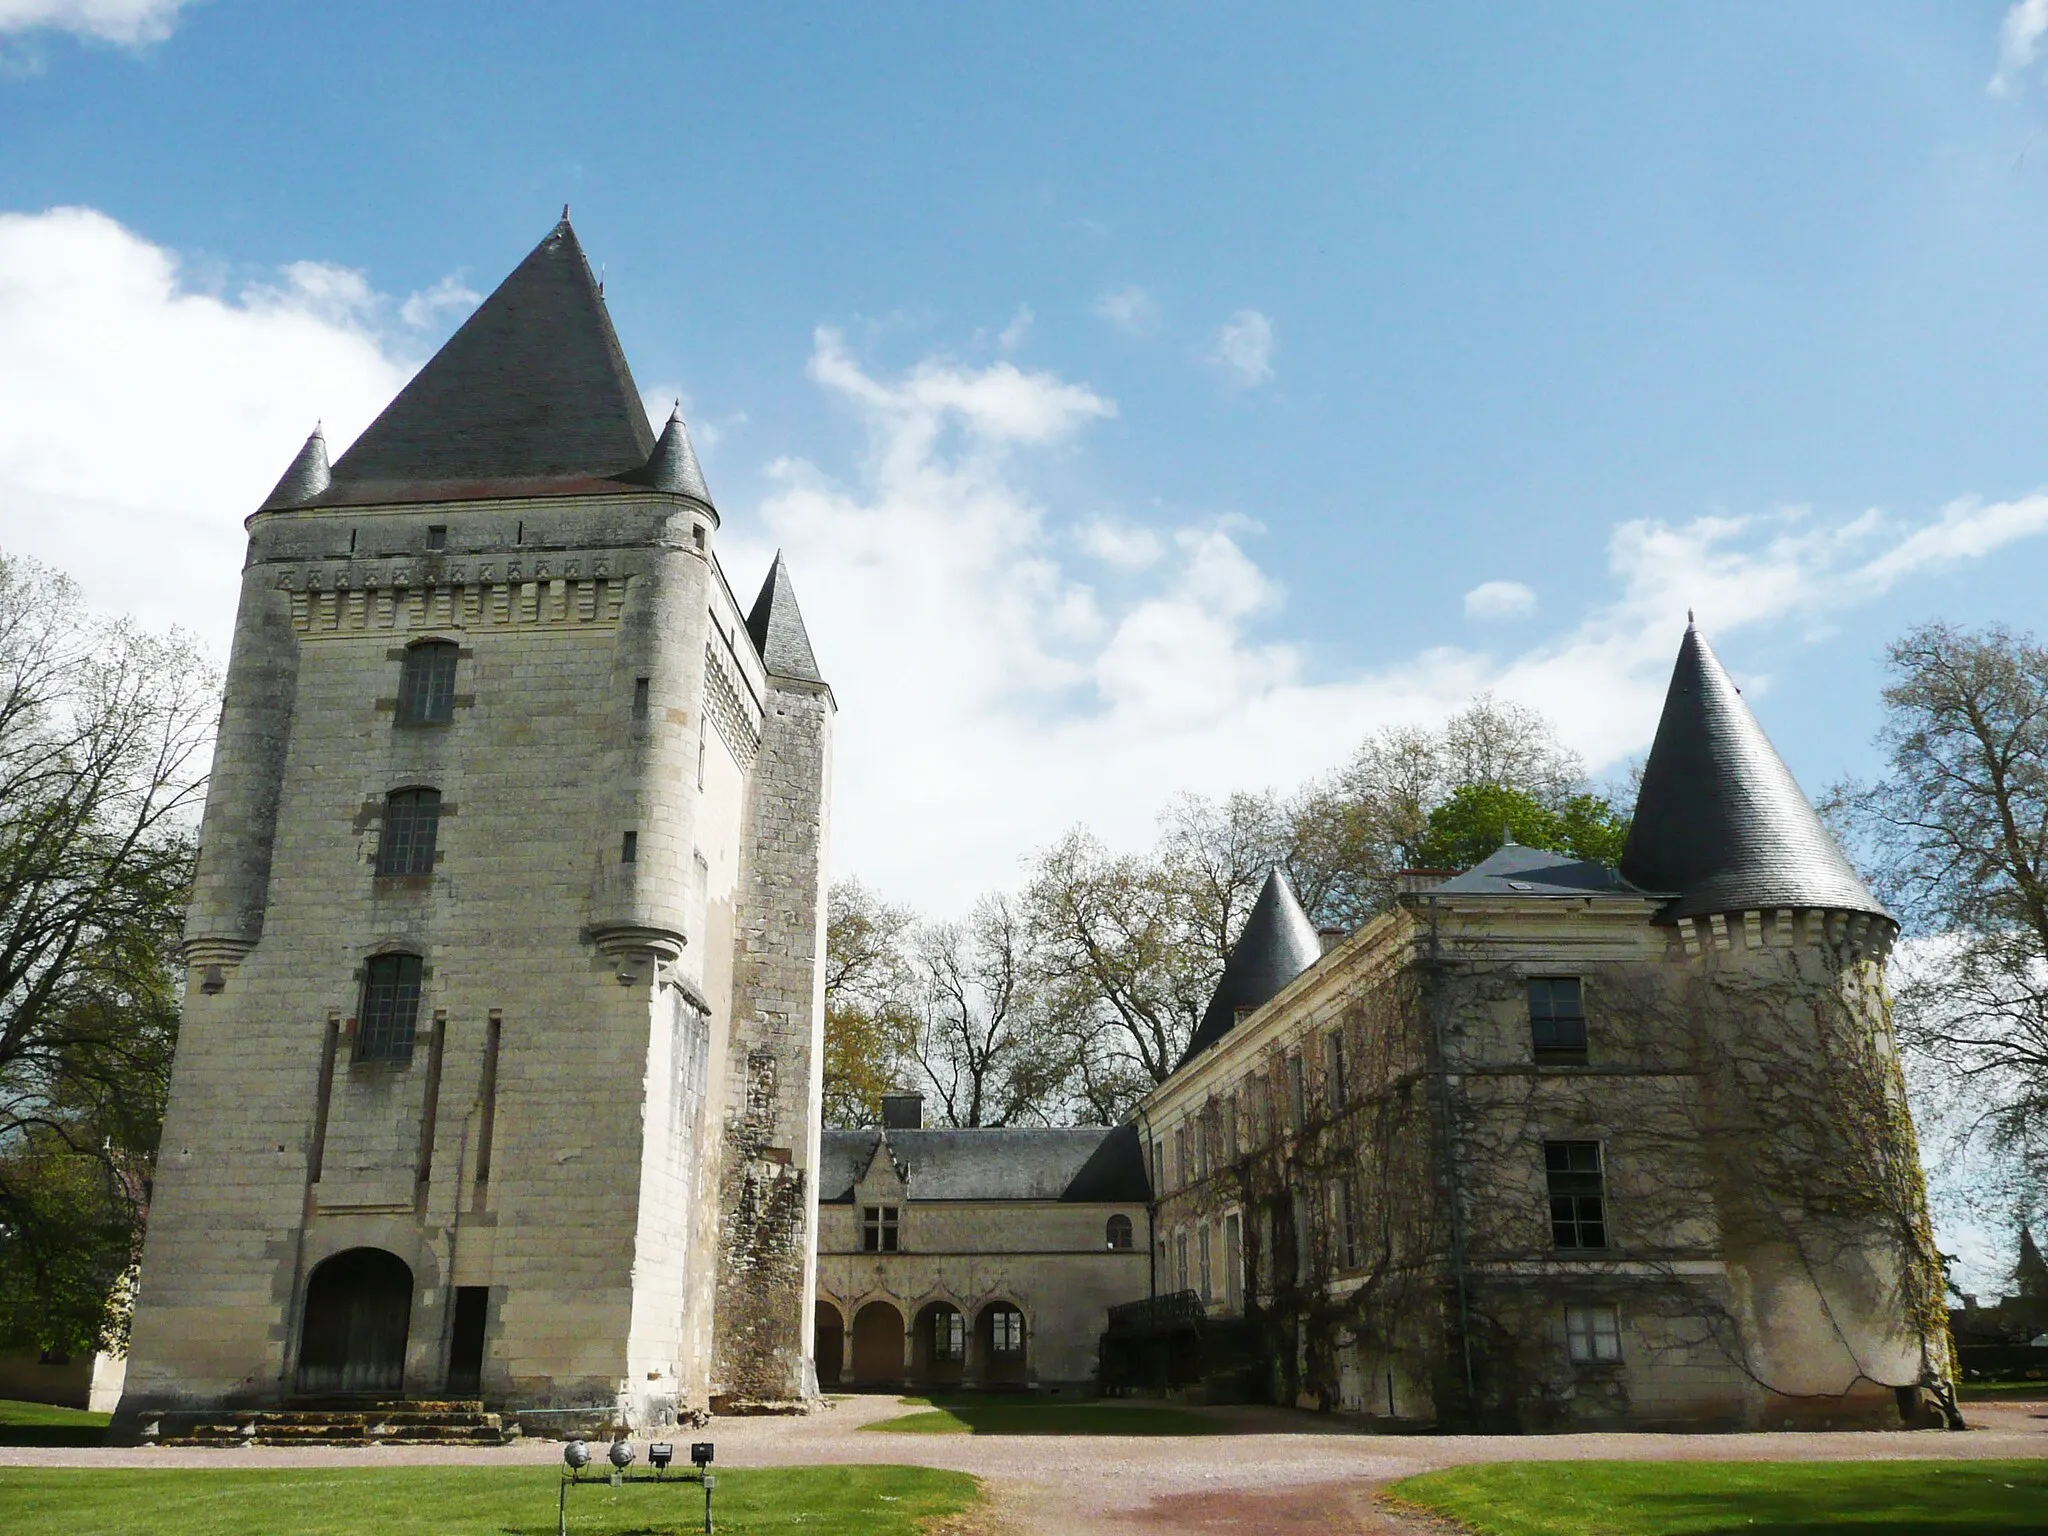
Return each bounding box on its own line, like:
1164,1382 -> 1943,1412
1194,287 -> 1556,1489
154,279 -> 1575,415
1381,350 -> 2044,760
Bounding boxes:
864,1399 -> 1221,1435
0,1399 -> 110,1448
0,1465 -> 981,1536
1958,1380 -> 2048,1401
1388,1460 -> 2048,1534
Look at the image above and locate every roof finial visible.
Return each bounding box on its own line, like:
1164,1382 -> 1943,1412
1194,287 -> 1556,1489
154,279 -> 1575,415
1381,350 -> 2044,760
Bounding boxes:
1502,819 -> 1517,848
561,203 -> 571,222
1687,607 -> 1695,627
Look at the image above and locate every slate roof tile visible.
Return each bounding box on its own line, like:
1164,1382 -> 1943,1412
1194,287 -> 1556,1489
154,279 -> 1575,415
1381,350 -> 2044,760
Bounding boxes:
817,1124 -> 1148,1203
1176,868 -> 1322,1070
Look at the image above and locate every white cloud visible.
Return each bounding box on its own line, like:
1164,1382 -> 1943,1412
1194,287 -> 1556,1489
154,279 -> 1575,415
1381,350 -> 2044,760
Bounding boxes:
1211,308 -> 1275,386
1992,0 -> 2048,94
0,207 -> 412,650
997,306 -> 1033,352
399,273 -> 481,330
1093,285 -> 1161,338
1464,579 -> 1537,619
0,0 -> 190,42
1080,521 -> 1164,569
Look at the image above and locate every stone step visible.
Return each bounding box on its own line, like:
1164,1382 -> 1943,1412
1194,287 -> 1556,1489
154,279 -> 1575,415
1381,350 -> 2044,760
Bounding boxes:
152,1406 -> 519,1448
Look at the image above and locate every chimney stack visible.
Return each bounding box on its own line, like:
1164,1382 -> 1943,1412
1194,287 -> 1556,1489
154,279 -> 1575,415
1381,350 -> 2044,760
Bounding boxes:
880,1091 -> 924,1131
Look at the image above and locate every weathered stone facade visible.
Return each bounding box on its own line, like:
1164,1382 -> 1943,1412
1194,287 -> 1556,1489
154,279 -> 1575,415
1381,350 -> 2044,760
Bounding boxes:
118,220 -> 830,1430
1138,627 -> 1953,1431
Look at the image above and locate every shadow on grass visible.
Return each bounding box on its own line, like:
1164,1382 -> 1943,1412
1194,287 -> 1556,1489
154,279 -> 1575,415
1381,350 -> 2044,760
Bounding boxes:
865,1403 -> 1224,1436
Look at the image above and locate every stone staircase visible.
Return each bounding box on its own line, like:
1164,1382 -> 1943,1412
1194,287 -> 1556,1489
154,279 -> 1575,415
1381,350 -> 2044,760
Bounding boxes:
147,1399 -> 520,1447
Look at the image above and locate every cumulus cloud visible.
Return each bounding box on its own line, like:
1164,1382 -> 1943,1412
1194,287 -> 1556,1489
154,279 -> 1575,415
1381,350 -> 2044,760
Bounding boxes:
1093,285 -> 1162,338
399,273 -> 482,330
0,207 -> 412,648
0,0 -> 191,42
1992,0 -> 2048,94
1211,308 -> 1275,386
1464,579 -> 1537,620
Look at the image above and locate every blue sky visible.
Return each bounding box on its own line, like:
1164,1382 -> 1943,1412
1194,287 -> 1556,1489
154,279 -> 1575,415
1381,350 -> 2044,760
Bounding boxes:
5,1 -> 2048,914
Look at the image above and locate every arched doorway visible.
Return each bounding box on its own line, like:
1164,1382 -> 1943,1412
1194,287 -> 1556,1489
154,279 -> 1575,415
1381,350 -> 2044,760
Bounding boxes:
296,1248 -> 413,1396
814,1300 -> 845,1388
850,1300 -> 904,1385
912,1301 -> 966,1386
978,1301 -> 1027,1385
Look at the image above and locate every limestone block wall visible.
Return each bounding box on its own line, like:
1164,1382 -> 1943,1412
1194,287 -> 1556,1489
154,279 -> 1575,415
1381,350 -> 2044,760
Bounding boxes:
124,492 -> 767,1423
816,1201 -> 1150,1386
713,665 -> 833,1406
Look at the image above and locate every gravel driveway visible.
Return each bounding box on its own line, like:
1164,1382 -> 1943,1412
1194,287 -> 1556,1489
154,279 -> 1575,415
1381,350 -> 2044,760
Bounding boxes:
5,1394 -> 2044,1534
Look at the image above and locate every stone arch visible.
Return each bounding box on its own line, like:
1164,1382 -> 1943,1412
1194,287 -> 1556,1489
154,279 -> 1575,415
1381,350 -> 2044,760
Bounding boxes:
912,1299 -> 967,1386
296,1247 -> 413,1396
814,1298 -> 846,1387
976,1298 -> 1028,1386
849,1299 -> 905,1385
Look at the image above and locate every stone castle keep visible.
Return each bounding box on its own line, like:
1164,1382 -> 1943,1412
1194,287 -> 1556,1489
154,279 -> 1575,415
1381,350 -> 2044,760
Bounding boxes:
120,217 -> 831,1427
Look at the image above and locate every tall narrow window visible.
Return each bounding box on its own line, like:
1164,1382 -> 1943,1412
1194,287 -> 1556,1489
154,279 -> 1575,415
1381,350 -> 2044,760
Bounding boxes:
1224,1093 -> 1239,1159
1151,1140 -> 1163,1196
1287,1055 -> 1306,1131
1175,1127 -> 1190,1187
1175,1231 -> 1190,1292
1198,1225 -> 1213,1301
860,1205 -> 899,1253
376,788 -> 441,876
1332,1177 -> 1360,1268
1326,1028 -> 1347,1109
1546,1141 -> 1608,1250
632,677 -> 650,720
621,831 -> 638,864
357,953 -> 423,1062
1530,977 -> 1589,1065
988,1305 -> 1024,1355
1224,1213 -> 1243,1312
397,641 -> 458,725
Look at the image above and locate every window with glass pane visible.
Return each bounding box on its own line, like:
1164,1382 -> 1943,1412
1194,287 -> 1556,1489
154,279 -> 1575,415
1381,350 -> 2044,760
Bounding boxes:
397,641 -> 458,724
1333,1177 -> 1361,1268
860,1205 -> 899,1252
1287,1055 -> 1306,1129
1106,1213 -> 1133,1250
935,1310 -> 966,1361
1529,976 -> 1588,1064
1198,1225 -> 1213,1300
1566,1304 -> 1623,1362
376,788 -> 441,876
1326,1029 -> 1347,1108
989,1306 -> 1024,1353
357,953 -> 423,1062
1546,1141 -> 1608,1249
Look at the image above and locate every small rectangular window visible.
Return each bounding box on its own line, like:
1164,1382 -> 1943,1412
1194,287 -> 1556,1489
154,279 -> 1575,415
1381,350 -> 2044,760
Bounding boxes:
621,831 -> 638,864
633,678 -> 650,720
426,525 -> 447,551
356,954 -> 423,1063
1566,1304 -> 1623,1363
1546,1140 -> 1608,1250
860,1204 -> 899,1253
1530,977 -> 1589,1065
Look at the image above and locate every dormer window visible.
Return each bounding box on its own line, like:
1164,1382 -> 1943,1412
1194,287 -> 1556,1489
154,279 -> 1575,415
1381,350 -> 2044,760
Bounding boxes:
861,1204 -> 899,1253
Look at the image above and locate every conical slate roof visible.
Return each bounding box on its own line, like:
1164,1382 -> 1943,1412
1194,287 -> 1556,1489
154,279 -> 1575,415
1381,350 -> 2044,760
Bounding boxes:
320,218 -> 657,505
260,425 -> 330,509
1177,868 -> 1323,1069
745,553 -> 822,683
622,402 -> 714,508
1619,624 -> 1890,924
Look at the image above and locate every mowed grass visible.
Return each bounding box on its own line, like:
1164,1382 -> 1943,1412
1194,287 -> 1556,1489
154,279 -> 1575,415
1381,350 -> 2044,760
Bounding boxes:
1958,1379 -> 2048,1401
864,1395 -> 1221,1436
0,1398 -> 110,1448
0,1464 -> 981,1536
1387,1459 -> 2048,1534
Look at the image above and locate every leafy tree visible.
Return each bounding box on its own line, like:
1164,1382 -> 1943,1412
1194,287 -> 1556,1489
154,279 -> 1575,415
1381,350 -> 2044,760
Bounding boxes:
0,552 -> 209,1356
1415,784 -> 1632,870
821,879 -> 917,1128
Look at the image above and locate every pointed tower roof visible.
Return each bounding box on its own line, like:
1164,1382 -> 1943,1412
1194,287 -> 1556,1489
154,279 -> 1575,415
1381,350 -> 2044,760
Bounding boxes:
260,425 -> 331,510
1177,869 -> 1323,1069
320,217 -> 657,505
745,553 -> 823,683
1619,623 -> 1891,924
621,402 -> 715,509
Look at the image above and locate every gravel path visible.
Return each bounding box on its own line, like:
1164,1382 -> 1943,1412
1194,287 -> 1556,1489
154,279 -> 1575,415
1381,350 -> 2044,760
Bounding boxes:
5,1394 -> 2044,1535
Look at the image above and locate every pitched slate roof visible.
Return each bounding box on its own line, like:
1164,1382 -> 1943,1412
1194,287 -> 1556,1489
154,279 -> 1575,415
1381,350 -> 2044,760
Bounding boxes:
1432,840 -> 1638,897
1176,868 -> 1323,1070
1619,623 -> 1891,924
260,425 -> 331,510
817,1124 -> 1149,1203
316,218 -> 659,506
746,552 -> 823,683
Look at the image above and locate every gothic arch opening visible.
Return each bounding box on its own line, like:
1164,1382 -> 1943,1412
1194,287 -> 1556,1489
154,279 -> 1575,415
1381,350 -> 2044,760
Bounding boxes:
977,1301 -> 1027,1385
296,1248 -> 413,1396
912,1301 -> 966,1386
849,1300 -> 904,1385
814,1299 -> 845,1387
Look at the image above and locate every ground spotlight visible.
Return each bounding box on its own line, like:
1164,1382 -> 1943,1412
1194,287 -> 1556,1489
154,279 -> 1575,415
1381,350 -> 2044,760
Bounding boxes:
562,1439 -> 589,1470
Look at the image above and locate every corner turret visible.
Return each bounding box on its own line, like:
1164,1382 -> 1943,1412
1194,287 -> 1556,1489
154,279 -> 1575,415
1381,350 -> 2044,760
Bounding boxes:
1177,868 -> 1321,1069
